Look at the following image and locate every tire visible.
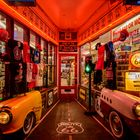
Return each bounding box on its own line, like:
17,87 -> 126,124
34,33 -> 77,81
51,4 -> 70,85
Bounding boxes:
109,111 -> 125,139
23,113 -> 35,135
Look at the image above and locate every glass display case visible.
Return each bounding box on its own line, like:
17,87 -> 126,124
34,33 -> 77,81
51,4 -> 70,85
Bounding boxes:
47,43 -> 56,87
0,13 -> 9,100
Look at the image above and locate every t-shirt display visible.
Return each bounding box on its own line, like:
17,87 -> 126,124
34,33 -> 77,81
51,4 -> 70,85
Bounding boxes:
36,63 -> 43,87
10,62 -> 26,95
8,39 -> 23,62
28,63 -> 38,88
30,47 -> 40,64
23,42 -> 30,63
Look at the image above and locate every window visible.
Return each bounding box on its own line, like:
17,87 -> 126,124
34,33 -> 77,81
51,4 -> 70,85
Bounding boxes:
47,43 -> 56,87
0,14 -> 6,29
14,22 -> 24,43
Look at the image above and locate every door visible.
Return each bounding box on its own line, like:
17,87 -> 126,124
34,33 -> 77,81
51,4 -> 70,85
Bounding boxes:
59,54 -> 77,98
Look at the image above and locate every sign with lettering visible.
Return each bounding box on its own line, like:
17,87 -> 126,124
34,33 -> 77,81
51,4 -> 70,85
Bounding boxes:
112,14 -> 140,42
79,88 -> 86,101
56,122 -> 84,134
130,53 -> 140,68
7,0 -> 36,6
59,42 -> 77,52
125,72 -> 140,91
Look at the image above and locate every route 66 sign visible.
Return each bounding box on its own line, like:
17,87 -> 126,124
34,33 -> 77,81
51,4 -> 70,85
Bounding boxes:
130,52 -> 140,68
56,122 -> 84,134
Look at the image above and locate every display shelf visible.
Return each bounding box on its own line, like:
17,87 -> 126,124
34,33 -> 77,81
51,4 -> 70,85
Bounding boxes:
116,51 -> 130,91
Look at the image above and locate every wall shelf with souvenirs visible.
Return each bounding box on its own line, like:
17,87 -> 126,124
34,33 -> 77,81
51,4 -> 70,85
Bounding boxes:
124,51 -> 140,97
115,46 -> 140,97
116,49 -> 131,91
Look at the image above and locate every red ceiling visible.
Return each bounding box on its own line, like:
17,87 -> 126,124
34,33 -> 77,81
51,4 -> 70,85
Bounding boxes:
37,0 -> 110,30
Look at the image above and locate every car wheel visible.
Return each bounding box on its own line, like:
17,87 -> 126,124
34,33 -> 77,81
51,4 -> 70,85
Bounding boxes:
23,113 -> 35,135
109,111 -> 125,139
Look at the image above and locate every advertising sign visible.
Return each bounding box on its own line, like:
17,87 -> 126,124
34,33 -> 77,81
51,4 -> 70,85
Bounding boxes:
130,52 -> 140,68
7,0 -> 36,6
59,42 -> 77,52
79,87 -> 86,101
125,72 -> 140,91
112,14 -> 140,41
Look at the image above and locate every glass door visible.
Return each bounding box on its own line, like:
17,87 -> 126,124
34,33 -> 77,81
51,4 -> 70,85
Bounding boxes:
59,54 -> 77,98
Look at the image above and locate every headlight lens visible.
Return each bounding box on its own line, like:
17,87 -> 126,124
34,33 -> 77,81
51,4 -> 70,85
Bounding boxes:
0,110 -> 12,125
135,104 -> 140,116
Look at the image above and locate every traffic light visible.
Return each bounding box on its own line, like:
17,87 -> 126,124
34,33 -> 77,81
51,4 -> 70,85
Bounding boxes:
85,55 -> 93,74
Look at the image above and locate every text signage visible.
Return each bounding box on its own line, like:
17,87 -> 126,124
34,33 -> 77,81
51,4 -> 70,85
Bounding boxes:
112,14 -> 140,42
59,42 -> 77,52
125,72 -> 140,91
130,53 -> 140,68
56,122 -> 84,134
7,0 -> 36,6
79,88 -> 86,101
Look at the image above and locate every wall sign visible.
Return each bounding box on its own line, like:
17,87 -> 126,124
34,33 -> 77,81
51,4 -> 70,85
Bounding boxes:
130,52 -> 140,68
112,14 -> 140,42
7,0 -> 36,6
59,32 -> 77,40
125,72 -> 140,91
79,88 -> 86,101
59,42 -> 77,52
79,2 -> 139,44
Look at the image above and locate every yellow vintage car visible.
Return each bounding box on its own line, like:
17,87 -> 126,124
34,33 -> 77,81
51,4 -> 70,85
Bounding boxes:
0,90 -> 42,135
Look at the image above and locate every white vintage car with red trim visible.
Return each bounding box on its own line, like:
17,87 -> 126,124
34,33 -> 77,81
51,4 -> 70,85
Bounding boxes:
94,88 -> 140,139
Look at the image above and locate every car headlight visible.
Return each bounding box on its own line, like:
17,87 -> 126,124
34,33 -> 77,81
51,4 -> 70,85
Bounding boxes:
0,110 -> 12,125
133,103 -> 140,117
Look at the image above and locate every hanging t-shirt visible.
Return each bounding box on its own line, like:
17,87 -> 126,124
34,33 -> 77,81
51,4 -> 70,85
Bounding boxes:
36,63 -> 43,87
34,49 -> 40,64
28,63 -> 38,88
8,39 -> 23,62
26,63 -> 32,83
10,62 -> 26,95
95,45 -> 105,70
23,42 -> 30,63
30,47 -> 40,64
30,47 -> 35,63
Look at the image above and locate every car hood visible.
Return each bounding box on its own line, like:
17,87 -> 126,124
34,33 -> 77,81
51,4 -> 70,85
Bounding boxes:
0,94 -> 29,109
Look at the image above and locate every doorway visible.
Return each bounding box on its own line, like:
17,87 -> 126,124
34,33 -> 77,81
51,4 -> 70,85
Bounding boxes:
59,54 -> 77,98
